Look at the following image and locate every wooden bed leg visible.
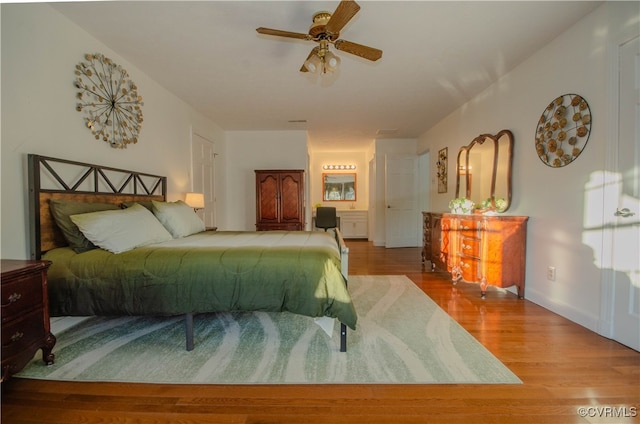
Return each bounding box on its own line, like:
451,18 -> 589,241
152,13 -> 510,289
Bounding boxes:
340,323 -> 347,352
185,313 -> 194,351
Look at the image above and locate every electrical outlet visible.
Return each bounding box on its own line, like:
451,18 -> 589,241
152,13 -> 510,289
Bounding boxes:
547,266 -> 556,281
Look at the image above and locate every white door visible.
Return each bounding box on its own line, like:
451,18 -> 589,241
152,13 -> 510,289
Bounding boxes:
385,154 -> 419,248
603,34 -> 640,351
191,133 -> 216,228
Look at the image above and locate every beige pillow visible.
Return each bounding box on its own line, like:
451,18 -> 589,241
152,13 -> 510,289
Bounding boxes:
70,203 -> 172,254
152,200 -> 205,238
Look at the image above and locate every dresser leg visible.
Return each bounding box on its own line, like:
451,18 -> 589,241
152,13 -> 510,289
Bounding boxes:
480,279 -> 488,299
42,332 -> 56,365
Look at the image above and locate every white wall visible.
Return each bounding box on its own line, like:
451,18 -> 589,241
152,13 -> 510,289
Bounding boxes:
417,2 -> 638,333
224,130 -> 308,230
309,151 -> 369,210
1,4 -> 224,259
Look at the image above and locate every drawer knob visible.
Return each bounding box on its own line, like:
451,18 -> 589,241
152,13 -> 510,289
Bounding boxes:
2,292 -> 22,306
462,243 -> 471,250
3,331 -> 24,347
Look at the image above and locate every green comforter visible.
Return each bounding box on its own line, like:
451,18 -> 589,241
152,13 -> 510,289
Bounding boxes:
44,231 -> 356,329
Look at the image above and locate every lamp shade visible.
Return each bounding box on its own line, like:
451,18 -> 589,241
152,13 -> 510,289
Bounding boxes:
185,192 -> 205,209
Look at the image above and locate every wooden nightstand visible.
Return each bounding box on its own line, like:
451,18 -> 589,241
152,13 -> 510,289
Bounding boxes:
1,259 -> 56,382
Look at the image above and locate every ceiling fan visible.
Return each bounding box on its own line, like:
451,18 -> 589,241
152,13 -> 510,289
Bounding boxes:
256,0 -> 382,73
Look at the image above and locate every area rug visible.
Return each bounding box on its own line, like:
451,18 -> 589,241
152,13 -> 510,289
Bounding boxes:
16,275 -> 521,384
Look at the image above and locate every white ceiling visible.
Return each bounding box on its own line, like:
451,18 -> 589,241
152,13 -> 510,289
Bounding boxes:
52,1 -> 601,151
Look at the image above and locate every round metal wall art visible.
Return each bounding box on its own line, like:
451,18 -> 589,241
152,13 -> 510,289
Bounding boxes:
75,53 -> 144,149
535,93 -> 591,167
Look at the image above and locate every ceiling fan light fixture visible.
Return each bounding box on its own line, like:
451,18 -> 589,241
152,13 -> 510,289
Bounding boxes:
324,50 -> 340,72
257,0 -> 381,74
304,54 -> 322,73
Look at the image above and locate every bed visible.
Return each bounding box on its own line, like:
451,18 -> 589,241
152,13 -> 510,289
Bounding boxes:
28,154 -> 355,351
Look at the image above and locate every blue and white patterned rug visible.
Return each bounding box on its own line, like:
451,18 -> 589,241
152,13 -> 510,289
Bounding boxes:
17,275 -> 521,384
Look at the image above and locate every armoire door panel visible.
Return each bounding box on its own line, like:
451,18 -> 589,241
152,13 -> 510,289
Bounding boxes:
280,173 -> 303,223
256,174 -> 279,223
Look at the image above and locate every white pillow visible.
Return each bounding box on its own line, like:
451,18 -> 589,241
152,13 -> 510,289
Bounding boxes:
70,203 -> 173,254
152,200 -> 205,238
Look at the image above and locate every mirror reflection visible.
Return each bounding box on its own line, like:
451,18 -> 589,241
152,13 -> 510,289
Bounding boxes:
323,173 -> 356,201
456,130 -> 513,212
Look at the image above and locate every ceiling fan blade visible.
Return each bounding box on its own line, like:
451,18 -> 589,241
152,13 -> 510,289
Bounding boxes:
325,0 -> 361,36
256,27 -> 310,40
300,47 -> 320,72
334,39 -> 382,61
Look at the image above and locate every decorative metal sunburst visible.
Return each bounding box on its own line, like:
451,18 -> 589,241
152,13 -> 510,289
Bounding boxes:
75,53 -> 144,149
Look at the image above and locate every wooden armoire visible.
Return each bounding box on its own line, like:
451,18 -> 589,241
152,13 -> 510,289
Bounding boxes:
255,170 -> 305,231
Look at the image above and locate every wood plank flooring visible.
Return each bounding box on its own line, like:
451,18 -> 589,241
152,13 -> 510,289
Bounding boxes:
2,240 -> 638,423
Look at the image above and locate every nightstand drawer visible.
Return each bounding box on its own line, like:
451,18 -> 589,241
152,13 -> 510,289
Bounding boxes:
1,274 -> 44,322
1,309 -> 45,358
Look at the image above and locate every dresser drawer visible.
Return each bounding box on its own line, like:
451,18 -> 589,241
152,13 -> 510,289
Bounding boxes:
1,309 -> 46,359
1,273 -> 44,322
458,257 -> 480,282
458,219 -> 479,238
458,237 -> 480,257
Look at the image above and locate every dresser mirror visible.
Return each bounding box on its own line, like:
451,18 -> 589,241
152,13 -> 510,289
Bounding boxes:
455,129 -> 513,212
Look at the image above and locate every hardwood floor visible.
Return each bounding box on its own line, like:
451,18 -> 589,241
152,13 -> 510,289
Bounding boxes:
2,240 -> 638,423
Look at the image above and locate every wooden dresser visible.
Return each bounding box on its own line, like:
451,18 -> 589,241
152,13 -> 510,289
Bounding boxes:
422,212 -> 528,298
255,170 -> 305,231
1,259 -> 56,381
443,213 -> 528,298
422,212 -> 447,271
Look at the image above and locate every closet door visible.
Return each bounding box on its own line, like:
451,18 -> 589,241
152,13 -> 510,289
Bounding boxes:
191,133 -> 216,228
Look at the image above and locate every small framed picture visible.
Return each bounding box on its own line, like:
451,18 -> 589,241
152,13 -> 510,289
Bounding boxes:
437,147 -> 448,193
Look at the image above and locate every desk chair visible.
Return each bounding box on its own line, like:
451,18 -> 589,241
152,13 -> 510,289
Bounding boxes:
316,207 -> 337,232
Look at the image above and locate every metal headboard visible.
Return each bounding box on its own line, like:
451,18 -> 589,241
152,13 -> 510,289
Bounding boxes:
28,154 -> 167,259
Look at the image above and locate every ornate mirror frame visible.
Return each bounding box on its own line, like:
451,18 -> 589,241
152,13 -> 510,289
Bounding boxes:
455,129 -> 514,212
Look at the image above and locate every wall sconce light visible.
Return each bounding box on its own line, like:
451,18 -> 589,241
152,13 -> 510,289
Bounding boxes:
323,164 -> 356,170
185,192 -> 205,211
